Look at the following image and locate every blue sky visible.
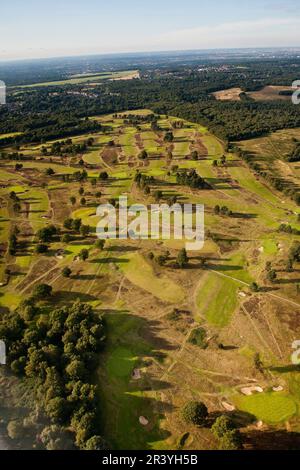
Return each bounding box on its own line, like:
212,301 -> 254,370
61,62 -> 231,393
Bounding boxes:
1,0 -> 300,60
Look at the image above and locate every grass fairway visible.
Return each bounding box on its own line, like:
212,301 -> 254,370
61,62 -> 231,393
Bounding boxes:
196,271 -> 239,327
99,313 -> 167,450
118,253 -> 185,304
235,393 -> 297,424
107,346 -> 137,378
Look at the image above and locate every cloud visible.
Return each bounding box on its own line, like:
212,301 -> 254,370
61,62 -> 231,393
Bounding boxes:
150,17 -> 300,50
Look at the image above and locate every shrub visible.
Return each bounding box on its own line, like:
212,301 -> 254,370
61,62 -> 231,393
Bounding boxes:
182,401 -> 208,426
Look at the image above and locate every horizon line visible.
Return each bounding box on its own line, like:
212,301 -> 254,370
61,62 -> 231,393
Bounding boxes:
1,45 -> 300,65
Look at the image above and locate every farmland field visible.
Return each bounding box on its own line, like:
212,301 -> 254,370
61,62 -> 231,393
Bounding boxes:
1,109 -> 300,451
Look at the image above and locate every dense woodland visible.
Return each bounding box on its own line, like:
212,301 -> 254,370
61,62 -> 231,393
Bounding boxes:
1,56 -> 300,146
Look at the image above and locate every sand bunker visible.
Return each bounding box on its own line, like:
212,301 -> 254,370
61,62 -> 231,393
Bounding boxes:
139,416 -> 149,426
241,386 -> 264,396
132,369 -> 141,380
222,401 -> 236,412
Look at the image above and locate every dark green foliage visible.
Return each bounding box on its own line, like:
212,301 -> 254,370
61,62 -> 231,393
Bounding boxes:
32,283 -> 52,299
35,244 -> 49,254
176,169 -> 210,190
177,248 -> 189,268
218,430 -> 243,450
188,328 -> 207,349
211,415 -> 235,439
0,301 -> 106,449
182,401 -> 208,426
62,267 -> 72,278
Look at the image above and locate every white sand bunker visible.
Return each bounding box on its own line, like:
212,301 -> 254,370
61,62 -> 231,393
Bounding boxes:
239,292 -> 246,298
132,369 -> 141,380
256,421 -> 264,429
222,401 -> 236,412
273,386 -> 284,392
241,386 -> 264,396
139,416 -> 149,426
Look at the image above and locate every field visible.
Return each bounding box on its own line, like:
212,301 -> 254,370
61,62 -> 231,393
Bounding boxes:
1,110 -> 300,450
248,86 -> 294,102
12,70 -> 139,88
213,88 -> 242,101
212,85 -> 294,102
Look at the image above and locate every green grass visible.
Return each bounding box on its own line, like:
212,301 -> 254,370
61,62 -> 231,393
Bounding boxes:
13,70 -> 138,88
99,312 -> 167,450
106,346 -> 137,379
235,392 -> 297,424
0,132 -> 23,140
263,239 -> 278,255
196,271 -> 239,327
118,253 -> 185,304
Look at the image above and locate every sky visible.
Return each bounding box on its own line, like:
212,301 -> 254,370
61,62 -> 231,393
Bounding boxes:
1,0 -> 300,61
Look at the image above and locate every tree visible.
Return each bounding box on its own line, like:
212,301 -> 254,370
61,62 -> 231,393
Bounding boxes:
153,190 -> 163,202
290,242 -> 300,262
80,225 -> 90,237
35,244 -> 49,254
79,249 -> 89,261
79,187 -> 85,196
45,168 -> 55,176
177,249 -> 189,268
139,150 -> 148,160
70,196 -> 76,206
66,359 -> 86,380
211,415 -> 235,439
80,197 -> 86,206
36,225 -> 57,243
85,435 -> 107,450
64,218 -> 73,230
13,202 -> 21,213
62,233 -> 71,243
62,267 -> 72,278
191,150 -> 199,161
286,258 -> 294,273
182,401 -> 208,426
40,425 -> 74,450
164,131 -> 174,142
220,155 -> 226,166
33,284 -> 52,300
99,171 -> 108,181
45,397 -> 68,423
250,282 -> 260,292
214,205 -> 220,215
7,420 -> 24,440
95,239 -> 105,251
267,269 -> 277,283
218,430 -> 243,450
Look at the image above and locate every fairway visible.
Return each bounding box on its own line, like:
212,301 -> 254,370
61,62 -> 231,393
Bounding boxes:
118,253 -> 185,304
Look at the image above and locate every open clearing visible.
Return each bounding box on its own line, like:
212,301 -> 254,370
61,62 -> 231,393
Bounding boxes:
213,88 -> 242,101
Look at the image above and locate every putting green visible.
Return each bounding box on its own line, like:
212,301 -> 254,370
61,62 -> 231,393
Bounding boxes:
235,393 -> 297,424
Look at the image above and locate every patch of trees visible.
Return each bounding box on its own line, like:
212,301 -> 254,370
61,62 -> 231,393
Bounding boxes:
0,300 -> 106,449
47,137 -> 94,157
286,143 -> 300,162
176,169 -> 210,190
